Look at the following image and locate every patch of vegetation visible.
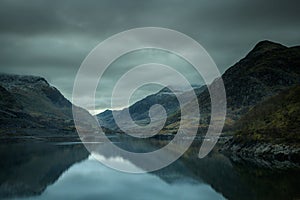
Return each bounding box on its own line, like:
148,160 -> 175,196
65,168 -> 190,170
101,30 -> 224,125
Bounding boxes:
233,85 -> 300,145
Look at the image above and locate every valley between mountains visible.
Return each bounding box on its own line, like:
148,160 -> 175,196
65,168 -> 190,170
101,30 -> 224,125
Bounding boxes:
1,40 -> 300,166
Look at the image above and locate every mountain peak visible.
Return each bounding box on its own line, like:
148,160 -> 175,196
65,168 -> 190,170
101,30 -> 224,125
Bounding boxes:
0,73 -> 49,90
248,40 -> 287,56
0,73 -> 48,83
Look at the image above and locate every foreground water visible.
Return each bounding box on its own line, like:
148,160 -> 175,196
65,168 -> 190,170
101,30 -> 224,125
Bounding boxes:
0,136 -> 300,200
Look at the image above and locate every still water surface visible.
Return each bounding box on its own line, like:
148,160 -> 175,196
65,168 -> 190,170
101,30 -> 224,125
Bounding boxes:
0,136 -> 299,200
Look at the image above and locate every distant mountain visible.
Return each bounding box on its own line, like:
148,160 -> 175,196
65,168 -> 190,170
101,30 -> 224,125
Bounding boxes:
97,85 -> 206,132
0,73 -> 88,134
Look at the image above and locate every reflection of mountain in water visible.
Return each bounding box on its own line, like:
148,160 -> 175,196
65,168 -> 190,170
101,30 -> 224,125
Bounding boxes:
33,154 -> 224,200
0,142 -> 89,198
1,138 -> 300,200
179,149 -> 300,200
77,136 -> 300,200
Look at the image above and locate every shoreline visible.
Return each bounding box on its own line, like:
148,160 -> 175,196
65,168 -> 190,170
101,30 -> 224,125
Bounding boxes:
219,137 -> 300,169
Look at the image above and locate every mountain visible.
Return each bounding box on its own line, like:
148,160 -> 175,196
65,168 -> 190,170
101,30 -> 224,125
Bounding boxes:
98,40 -> 300,136
222,41 -> 300,117
0,73 -> 87,134
97,85 -> 206,132
165,41 -> 300,133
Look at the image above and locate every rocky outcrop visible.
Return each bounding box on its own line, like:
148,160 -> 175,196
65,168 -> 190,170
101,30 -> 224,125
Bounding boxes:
221,139 -> 300,168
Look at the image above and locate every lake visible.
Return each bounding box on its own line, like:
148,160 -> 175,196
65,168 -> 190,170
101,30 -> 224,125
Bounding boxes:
0,135 -> 299,200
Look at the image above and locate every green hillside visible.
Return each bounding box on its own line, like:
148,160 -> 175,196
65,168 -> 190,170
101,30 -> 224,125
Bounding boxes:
233,85 -> 300,145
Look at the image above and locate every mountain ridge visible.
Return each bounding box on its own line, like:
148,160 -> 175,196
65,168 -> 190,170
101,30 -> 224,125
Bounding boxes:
0,73 -> 87,134
97,40 -> 300,137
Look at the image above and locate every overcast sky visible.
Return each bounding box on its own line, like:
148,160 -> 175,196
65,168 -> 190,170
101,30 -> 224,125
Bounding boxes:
0,0 -> 299,114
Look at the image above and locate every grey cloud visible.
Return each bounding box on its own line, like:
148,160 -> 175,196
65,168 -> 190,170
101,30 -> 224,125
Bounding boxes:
0,0 -> 299,113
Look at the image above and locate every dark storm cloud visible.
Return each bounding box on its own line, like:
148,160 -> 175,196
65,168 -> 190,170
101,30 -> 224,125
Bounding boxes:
0,0 -> 299,112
